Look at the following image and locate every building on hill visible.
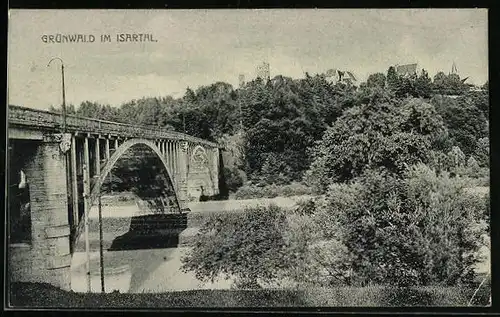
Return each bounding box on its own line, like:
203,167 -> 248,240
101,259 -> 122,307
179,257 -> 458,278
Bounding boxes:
323,68 -> 357,84
395,63 -> 418,77
255,62 -> 270,81
238,74 -> 245,88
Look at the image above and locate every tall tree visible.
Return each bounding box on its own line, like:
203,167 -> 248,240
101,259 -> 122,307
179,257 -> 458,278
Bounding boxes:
366,73 -> 386,89
306,96 -> 449,191
414,69 -> 432,98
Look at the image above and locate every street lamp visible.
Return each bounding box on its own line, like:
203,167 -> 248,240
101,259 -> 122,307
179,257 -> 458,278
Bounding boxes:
47,57 -> 67,132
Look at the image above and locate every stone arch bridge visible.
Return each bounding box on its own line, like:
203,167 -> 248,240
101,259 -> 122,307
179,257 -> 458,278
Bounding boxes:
7,105 -> 222,291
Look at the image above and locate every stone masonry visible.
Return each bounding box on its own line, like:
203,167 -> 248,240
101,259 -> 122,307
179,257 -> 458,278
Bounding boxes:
9,136 -> 72,290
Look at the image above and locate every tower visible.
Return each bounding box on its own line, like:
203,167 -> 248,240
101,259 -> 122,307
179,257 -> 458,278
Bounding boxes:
451,62 -> 458,75
255,62 -> 270,81
238,74 -> 245,88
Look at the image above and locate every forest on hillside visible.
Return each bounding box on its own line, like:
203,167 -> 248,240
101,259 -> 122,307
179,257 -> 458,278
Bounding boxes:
44,67 -> 489,194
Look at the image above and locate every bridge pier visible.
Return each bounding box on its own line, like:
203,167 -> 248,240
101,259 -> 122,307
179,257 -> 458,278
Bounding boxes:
9,134 -> 72,290
176,141 -> 190,210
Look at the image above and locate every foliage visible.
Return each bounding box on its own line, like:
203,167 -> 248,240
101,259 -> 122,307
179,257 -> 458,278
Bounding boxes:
46,67 -> 487,189
465,156 -> 482,178
180,205 -> 292,288
475,137 -> 490,168
321,164 -> 486,287
306,97 -> 449,190
414,69 -> 433,98
218,132 -> 246,170
283,208 -> 353,287
430,92 -> 489,157
385,68 -> 432,98
366,73 -> 386,89
432,72 -> 470,96
241,75 -> 351,183
223,166 -> 245,193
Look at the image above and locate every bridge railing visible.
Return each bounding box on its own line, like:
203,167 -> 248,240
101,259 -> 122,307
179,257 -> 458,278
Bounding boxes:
8,105 -> 219,147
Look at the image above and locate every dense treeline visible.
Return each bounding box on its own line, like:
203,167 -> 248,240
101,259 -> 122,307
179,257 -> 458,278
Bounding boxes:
47,68 -> 488,191
176,69 -> 489,290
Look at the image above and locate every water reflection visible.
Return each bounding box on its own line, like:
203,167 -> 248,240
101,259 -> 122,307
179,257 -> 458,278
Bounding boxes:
71,204 -> 187,293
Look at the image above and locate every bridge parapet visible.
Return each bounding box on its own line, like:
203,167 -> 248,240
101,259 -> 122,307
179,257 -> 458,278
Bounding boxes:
8,105 -> 219,148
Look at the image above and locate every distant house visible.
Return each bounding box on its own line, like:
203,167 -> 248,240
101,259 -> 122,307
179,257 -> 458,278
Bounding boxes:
395,63 -> 418,77
324,68 -> 357,84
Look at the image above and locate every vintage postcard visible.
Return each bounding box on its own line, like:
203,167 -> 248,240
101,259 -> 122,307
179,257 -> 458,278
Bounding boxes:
6,9 -> 490,309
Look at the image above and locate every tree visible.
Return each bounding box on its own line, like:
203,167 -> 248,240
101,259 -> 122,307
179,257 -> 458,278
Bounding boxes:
49,104 -> 77,115
466,156 -> 481,178
386,66 -> 400,93
475,137 -> 490,168
432,72 -> 469,96
77,101 -> 102,118
414,69 -> 432,98
447,146 -> 466,169
431,94 -> 488,156
305,97 -> 449,190
366,73 -> 386,89
322,164 -> 486,286
433,72 -> 448,94
240,75 -> 346,184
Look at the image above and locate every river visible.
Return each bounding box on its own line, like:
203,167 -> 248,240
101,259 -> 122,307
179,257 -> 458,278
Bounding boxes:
70,196 -> 309,293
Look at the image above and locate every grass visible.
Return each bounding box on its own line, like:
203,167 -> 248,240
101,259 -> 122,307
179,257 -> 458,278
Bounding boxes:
8,282 -> 490,308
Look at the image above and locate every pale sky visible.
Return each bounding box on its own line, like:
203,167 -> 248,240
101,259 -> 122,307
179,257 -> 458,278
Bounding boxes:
8,9 -> 488,110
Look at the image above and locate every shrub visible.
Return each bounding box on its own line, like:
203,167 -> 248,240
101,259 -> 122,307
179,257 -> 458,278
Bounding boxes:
466,156 -> 481,178
281,197 -> 354,287
233,183 -> 315,200
223,166 -> 245,193
180,205 -> 293,288
321,164 -> 486,287
233,184 -> 272,200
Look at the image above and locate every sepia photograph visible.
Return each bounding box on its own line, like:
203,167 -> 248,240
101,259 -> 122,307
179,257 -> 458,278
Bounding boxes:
6,8 -> 490,308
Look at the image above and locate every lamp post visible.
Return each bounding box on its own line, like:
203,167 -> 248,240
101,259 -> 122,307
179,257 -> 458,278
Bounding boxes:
47,57 -> 67,132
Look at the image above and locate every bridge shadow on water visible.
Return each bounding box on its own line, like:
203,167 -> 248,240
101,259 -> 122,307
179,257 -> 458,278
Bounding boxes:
108,212 -> 188,251
72,212 -> 189,293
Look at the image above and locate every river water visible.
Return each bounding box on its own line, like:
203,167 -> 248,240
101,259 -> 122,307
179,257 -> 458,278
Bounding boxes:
70,196 -> 309,293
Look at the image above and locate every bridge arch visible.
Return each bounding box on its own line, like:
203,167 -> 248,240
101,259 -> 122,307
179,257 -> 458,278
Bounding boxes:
75,138 -> 181,241
187,145 -> 214,200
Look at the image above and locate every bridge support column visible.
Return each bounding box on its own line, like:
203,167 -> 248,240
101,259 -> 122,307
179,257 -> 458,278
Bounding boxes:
176,141 -> 189,210
173,141 -> 179,190
13,134 -> 72,290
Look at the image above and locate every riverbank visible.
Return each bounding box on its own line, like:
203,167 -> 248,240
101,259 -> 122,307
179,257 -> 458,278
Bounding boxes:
9,281 -> 490,307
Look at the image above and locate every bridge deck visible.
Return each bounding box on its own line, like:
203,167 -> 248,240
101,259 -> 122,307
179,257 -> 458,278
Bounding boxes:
8,105 -> 218,147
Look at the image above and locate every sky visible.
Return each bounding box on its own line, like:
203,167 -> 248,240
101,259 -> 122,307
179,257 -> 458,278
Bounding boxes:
8,9 -> 488,110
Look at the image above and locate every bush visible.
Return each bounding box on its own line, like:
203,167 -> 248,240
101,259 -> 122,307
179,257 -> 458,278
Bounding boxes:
321,164 -> 486,287
223,166 -> 245,193
233,183 -> 315,200
180,205 -> 294,288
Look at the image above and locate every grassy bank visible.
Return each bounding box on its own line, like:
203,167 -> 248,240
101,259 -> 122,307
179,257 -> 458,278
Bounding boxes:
8,282 -> 490,308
